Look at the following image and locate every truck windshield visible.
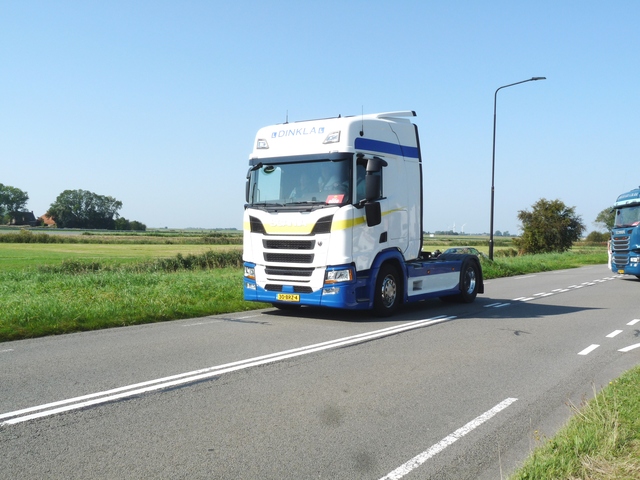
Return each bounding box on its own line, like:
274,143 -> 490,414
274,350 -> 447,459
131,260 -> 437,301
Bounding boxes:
615,205 -> 640,227
248,159 -> 351,207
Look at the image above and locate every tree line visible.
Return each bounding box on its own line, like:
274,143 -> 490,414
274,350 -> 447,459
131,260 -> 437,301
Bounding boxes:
0,184 -> 146,231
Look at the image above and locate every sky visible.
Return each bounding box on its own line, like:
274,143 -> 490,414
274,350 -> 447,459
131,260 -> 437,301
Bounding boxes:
2,1 -> 639,234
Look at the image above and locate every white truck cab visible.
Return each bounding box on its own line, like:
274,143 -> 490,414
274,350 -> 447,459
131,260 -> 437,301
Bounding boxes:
243,111 -> 483,316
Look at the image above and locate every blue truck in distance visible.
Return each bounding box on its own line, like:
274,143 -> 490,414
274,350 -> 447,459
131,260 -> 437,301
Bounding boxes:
610,186 -> 640,279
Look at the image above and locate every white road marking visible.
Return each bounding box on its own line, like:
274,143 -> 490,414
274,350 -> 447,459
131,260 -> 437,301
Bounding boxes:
379,398 -> 518,480
628,319 -> 640,326
619,343 -> 640,353
606,330 -> 623,338
578,344 -> 600,355
1,315 -> 457,426
0,349 -> 14,354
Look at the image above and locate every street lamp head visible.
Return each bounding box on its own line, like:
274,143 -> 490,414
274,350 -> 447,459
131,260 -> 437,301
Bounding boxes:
531,77 -> 546,81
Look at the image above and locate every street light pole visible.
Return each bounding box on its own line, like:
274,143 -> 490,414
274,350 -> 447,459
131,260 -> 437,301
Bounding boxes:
489,76 -> 546,260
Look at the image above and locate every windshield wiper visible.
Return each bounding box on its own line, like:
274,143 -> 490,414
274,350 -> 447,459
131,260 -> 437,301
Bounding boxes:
287,200 -> 326,205
251,201 -> 286,208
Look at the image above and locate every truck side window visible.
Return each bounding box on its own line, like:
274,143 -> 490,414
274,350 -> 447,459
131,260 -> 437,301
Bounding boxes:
356,164 -> 366,203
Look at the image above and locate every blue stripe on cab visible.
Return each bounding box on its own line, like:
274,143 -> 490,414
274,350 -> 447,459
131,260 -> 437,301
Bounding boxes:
354,137 -> 419,159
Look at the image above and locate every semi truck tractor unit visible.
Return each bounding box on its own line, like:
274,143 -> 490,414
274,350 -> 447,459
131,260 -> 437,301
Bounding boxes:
242,111 -> 484,316
611,186 -> 640,279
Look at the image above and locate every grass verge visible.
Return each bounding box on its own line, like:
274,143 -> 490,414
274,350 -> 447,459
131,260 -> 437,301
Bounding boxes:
509,366 -> 640,479
0,250 -> 268,342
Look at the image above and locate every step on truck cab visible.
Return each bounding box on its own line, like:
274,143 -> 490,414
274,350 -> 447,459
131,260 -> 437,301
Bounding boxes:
611,186 -> 640,279
243,111 -> 484,316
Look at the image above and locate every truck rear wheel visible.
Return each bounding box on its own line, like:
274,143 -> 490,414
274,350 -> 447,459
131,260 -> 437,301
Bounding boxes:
373,263 -> 401,317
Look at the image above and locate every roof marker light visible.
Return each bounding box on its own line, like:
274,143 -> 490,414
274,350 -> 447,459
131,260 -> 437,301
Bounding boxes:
256,139 -> 269,149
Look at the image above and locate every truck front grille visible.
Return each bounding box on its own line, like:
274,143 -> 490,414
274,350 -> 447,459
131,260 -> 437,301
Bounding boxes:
265,266 -> 314,277
613,254 -> 629,266
612,235 -> 630,252
263,239 -> 315,250
265,284 -> 313,293
264,253 -> 314,263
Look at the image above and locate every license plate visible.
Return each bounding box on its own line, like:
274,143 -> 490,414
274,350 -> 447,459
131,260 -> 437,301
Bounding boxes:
618,269 -> 625,274
276,293 -> 300,302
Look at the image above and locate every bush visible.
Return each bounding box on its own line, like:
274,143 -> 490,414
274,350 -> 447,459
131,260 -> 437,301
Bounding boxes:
585,231 -> 609,243
514,198 -> 585,254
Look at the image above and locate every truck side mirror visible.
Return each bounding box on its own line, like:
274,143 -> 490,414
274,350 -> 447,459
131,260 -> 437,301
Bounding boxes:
365,156 -> 387,202
365,174 -> 381,202
365,201 -> 381,227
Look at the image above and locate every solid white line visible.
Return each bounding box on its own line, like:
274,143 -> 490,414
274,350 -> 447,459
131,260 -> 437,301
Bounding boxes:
578,344 -> 600,355
1,316 -> 456,425
0,349 -> 14,353
380,398 -> 518,480
606,330 -> 623,338
628,319 -> 640,326
619,343 -> 640,353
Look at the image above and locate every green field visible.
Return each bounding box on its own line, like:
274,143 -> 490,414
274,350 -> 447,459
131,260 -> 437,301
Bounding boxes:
0,242 -> 241,270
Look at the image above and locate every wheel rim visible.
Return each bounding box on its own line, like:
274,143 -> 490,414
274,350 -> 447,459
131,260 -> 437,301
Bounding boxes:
464,267 -> 477,294
380,274 -> 397,308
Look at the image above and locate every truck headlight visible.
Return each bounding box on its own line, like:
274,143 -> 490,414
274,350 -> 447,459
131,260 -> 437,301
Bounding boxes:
630,257 -> 640,263
244,266 -> 255,280
325,268 -> 353,284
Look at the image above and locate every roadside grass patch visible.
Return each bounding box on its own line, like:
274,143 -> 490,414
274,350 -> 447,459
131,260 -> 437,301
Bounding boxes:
0,250 -> 265,342
481,249 -> 607,280
510,366 -> 640,479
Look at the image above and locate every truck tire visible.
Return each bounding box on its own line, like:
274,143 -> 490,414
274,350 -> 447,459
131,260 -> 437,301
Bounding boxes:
458,260 -> 480,303
373,263 -> 401,317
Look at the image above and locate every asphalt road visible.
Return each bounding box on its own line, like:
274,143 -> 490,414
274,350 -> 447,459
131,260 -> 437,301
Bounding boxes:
1,264 -> 639,479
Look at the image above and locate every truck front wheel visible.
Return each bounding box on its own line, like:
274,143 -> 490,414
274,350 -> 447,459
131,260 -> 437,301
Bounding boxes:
458,260 -> 480,303
373,263 -> 401,317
